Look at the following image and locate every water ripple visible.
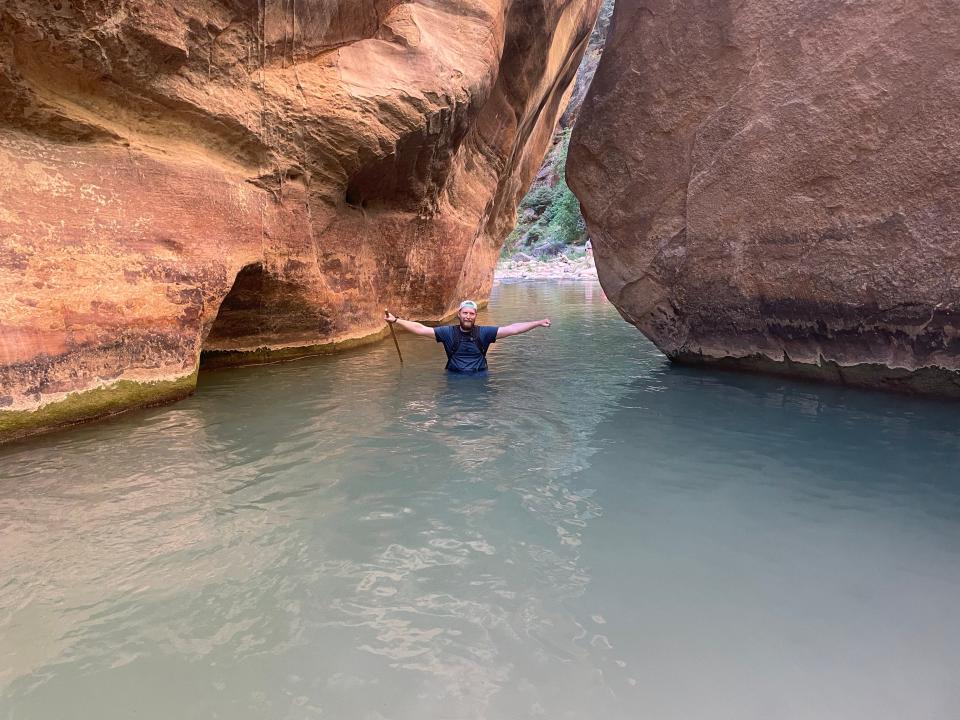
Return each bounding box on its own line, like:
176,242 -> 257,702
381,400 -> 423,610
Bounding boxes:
2,283 -> 960,719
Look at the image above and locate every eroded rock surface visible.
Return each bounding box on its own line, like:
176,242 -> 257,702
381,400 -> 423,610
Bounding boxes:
0,0 -> 599,440
569,0 -> 960,395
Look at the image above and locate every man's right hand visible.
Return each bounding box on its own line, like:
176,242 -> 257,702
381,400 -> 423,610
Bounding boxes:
384,310 -> 397,324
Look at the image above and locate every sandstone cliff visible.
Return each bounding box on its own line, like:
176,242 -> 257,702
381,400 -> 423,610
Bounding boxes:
0,0 -> 600,440
569,0 -> 960,395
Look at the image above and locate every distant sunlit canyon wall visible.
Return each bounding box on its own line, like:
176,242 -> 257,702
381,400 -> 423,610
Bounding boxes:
569,0 -> 960,396
0,0 -> 601,441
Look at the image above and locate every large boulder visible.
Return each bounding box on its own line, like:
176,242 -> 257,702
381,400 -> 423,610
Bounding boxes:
569,0 -> 960,395
0,0 -> 600,441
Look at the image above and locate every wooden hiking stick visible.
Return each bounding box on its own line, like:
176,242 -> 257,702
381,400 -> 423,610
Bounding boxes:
385,309 -> 404,365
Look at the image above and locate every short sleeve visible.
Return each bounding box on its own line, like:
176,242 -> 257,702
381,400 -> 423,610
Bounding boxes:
479,326 -> 498,345
434,325 -> 451,345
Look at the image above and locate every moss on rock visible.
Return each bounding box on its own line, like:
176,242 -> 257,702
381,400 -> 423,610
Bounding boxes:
0,371 -> 199,444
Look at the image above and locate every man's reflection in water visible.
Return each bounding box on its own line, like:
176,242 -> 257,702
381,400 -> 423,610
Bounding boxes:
433,372 -> 505,473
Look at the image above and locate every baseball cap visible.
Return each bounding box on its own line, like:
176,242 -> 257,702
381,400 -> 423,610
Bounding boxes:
459,300 -> 478,311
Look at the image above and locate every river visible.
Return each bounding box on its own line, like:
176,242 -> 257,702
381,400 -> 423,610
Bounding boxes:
2,281 -> 960,719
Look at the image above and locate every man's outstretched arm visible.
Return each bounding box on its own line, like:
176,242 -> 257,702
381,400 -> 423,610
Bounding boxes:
384,311 -> 436,338
496,318 -> 551,339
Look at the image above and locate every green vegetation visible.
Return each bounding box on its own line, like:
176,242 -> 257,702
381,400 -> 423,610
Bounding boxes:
503,129 -> 587,260
0,371 -> 199,442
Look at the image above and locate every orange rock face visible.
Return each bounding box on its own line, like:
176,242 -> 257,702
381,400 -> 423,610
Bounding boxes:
569,0 -> 960,395
0,0 -> 600,440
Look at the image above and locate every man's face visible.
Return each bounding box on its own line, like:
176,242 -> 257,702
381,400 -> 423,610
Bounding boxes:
458,307 -> 477,330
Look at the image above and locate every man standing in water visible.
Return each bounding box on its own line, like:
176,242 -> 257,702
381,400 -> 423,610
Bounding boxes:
384,301 -> 550,373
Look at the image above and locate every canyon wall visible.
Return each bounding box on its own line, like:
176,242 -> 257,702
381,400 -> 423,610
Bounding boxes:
569,0 -> 960,395
0,0 -> 600,441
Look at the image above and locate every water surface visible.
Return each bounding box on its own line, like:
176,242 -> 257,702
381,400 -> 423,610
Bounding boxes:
2,281 -> 960,719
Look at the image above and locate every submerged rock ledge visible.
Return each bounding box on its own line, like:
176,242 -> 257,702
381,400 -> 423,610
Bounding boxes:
569,0 -> 960,397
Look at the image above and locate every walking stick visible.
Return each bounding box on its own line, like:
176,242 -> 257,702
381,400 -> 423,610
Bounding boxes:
385,309 -> 404,365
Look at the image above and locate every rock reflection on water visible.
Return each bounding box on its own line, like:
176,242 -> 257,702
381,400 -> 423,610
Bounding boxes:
2,282 -> 960,719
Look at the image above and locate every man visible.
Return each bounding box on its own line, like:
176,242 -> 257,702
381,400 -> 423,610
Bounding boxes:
384,300 -> 550,373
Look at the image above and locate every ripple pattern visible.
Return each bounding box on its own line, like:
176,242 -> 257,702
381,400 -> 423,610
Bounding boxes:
2,282 -> 960,719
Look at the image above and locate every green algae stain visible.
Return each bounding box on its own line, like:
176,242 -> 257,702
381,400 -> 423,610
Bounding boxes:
0,371 -> 199,444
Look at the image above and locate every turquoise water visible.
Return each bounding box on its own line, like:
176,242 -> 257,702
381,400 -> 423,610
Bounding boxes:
2,281 -> 960,719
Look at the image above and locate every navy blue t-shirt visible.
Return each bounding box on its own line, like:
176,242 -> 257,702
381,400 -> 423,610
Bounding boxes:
434,325 -> 499,373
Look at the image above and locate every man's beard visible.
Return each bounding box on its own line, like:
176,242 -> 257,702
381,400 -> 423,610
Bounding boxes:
459,319 -> 475,331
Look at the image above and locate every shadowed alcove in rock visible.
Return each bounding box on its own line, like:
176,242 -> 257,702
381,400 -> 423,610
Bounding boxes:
199,261 -> 332,369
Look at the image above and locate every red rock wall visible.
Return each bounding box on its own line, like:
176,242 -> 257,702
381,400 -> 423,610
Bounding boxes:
569,0 -> 960,396
0,0 -> 600,440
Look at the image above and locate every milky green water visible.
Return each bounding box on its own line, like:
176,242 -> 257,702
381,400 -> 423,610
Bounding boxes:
2,281 -> 960,720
